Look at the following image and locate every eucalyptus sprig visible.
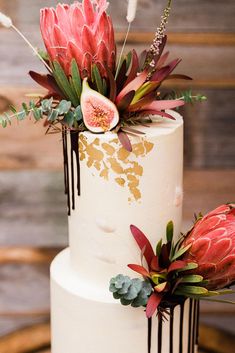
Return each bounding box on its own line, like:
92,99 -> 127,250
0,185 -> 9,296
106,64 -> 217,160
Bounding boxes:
0,98 -> 83,130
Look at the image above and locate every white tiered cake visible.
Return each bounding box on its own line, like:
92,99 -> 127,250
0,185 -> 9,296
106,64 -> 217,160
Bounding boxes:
51,111 -> 198,353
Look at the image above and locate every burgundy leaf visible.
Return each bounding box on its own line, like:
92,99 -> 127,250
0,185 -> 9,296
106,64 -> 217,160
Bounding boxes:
105,66 -> 117,102
165,74 -> 193,81
139,99 -> 184,111
151,256 -> 160,271
117,90 -> 135,111
168,260 -> 187,273
140,110 -> 176,120
128,264 -> 150,277
138,50 -> 147,71
156,51 -> 170,69
29,71 -> 55,92
146,292 -> 162,318
151,58 -> 182,82
124,49 -> 139,87
116,70 -> 148,104
116,60 -> 127,94
130,225 -> 155,268
153,35 -> 167,65
117,131 -> 132,152
160,244 -> 170,268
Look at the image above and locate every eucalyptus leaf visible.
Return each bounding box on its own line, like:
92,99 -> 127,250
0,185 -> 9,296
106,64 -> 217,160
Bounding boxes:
57,100 -> 72,115
48,109 -> 59,122
32,108 -> 43,121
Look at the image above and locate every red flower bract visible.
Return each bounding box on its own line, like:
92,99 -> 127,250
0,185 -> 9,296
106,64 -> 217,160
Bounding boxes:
182,204 -> 235,290
40,0 -> 116,78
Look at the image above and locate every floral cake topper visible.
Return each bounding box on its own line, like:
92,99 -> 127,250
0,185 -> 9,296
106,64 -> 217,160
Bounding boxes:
0,0 -> 205,151
110,204 -> 235,318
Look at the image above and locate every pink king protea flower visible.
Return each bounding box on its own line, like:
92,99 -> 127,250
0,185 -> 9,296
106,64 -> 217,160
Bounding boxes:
40,0 -> 116,78
182,203 -> 235,290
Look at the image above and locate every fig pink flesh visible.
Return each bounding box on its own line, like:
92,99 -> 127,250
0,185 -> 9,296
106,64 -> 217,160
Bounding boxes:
84,96 -> 115,131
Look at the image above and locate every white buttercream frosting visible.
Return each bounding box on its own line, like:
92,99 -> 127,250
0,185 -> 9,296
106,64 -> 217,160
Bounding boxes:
68,110 -> 183,288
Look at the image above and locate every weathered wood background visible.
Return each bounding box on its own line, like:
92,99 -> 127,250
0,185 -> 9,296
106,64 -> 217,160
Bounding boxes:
0,0 -> 235,348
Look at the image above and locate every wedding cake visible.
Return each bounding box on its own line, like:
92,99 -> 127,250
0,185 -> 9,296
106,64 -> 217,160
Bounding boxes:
50,111 -> 198,353
3,1 -> 235,353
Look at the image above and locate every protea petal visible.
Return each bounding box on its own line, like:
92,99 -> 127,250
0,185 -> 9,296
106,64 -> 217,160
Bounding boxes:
40,0 -> 115,79
182,203 -> 235,291
83,0 -> 95,25
82,25 -> 97,54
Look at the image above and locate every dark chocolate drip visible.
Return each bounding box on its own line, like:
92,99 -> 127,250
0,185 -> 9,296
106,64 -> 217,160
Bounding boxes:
188,299 -> 193,353
195,300 -> 200,345
191,300 -> 197,353
62,129 -> 71,215
169,307 -> 174,353
158,316 -> 162,353
70,131 -> 80,211
148,318 -> 152,353
179,301 -> 185,353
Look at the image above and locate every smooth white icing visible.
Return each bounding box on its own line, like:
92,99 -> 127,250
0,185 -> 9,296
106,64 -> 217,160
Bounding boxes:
50,111 -> 198,353
51,249 -> 195,353
68,110 -> 184,288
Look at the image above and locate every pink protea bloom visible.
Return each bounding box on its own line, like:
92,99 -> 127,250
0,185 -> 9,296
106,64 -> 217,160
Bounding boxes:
40,0 -> 116,78
182,204 -> 235,290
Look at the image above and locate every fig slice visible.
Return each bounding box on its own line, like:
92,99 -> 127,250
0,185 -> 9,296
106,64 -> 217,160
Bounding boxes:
81,78 -> 119,133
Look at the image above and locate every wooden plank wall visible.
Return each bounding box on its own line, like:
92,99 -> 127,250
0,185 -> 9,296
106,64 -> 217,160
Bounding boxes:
0,0 -> 234,344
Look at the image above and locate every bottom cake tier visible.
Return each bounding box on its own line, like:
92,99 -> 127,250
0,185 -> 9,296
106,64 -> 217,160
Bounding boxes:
51,248 -> 199,353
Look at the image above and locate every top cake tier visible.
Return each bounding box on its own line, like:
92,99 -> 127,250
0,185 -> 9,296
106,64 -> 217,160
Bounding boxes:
66,111 -> 183,290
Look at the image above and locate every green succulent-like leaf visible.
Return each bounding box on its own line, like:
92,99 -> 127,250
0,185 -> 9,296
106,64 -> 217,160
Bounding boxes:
171,243 -> 191,261
166,221 -> 174,243
71,59 -> 82,101
175,285 -> 208,296
52,60 -> 79,107
156,239 -> 162,257
92,64 -> 104,94
151,273 -> 167,285
181,275 -> 204,283
177,262 -> 198,272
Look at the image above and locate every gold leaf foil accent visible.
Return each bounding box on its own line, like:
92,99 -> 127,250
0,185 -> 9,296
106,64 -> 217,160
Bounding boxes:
79,134 -> 154,201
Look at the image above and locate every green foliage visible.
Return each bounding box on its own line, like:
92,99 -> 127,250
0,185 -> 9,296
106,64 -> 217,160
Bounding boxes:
71,59 -> 82,102
52,60 -> 79,107
109,274 -> 152,307
171,90 -> 207,104
0,98 -> 83,130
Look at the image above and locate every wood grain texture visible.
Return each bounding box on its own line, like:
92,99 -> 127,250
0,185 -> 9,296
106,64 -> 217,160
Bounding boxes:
0,323 -> 50,353
199,324 -> 235,353
0,321 -> 230,353
116,32 -> 235,46
2,0 -> 234,32
0,247 -> 61,264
